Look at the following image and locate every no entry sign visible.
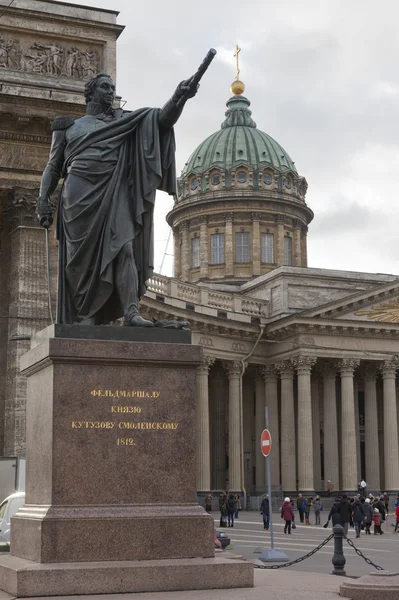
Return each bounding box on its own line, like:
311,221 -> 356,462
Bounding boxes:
261,429 -> 272,457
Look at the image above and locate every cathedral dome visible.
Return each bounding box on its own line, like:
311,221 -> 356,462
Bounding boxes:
182,95 -> 297,178
167,85 -> 312,286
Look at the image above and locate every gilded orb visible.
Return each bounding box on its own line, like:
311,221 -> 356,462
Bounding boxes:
230,79 -> 245,96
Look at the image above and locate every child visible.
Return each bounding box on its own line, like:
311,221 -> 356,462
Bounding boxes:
395,504 -> 399,533
373,508 -> 383,535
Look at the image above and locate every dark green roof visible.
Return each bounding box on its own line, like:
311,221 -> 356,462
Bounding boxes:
182,95 -> 297,176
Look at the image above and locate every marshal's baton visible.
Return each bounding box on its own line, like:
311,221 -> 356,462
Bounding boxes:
176,48 -> 217,108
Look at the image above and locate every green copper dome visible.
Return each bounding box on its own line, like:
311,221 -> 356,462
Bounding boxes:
182,95 -> 297,176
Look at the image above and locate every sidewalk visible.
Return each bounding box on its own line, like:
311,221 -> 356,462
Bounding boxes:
0,566 -> 349,600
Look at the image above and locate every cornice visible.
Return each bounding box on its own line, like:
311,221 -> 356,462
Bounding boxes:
167,192 -> 313,227
0,130 -> 51,145
2,8 -> 124,39
266,317 -> 399,341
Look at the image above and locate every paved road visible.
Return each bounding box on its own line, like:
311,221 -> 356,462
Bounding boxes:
214,511 -> 399,576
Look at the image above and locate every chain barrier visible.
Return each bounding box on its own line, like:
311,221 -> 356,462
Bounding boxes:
254,531 -> 386,571
254,533 -> 334,569
343,535 -> 385,571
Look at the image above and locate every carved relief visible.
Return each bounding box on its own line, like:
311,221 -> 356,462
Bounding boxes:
0,30 -> 101,79
0,33 -> 22,70
5,187 -> 39,227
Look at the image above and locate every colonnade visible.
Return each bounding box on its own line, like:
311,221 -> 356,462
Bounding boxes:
196,355 -> 399,494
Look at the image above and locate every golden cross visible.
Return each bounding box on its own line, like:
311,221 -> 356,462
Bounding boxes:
234,44 -> 241,81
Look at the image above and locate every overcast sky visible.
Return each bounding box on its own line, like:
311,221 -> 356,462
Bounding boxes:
65,0 -> 399,277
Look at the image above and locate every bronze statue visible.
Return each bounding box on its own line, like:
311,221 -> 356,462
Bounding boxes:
36,50 -> 216,327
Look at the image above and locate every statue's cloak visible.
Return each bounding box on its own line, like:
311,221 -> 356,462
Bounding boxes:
56,108 -> 176,324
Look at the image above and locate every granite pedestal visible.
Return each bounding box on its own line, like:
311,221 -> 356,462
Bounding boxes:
0,326 -> 253,596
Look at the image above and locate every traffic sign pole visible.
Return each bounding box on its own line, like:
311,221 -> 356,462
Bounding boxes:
265,407 -> 275,549
257,406 -> 288,564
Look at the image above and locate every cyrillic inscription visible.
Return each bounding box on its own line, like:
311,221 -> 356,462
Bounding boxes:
91,389 -> 160,399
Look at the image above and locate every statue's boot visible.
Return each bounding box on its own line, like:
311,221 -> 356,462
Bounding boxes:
124,315 -> 154,327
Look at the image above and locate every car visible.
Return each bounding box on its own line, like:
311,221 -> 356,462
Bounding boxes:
0,491 -> 25,545
215,528 -> 230,549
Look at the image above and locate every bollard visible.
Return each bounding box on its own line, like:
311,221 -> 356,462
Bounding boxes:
332,524 -> 346,576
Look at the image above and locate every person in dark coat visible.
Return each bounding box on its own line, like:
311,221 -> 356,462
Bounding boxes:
260,494 -> 270,530
281,497 -> 295,534
353,498 -> 365,537
219,492 -> 227,527
227,493 -> 236,528
363,498 -> 373,535
327,497 -> 341,527
296,493 -> 305,523
339,495 -> 353,536
383,492 -> 389,514
374,497 -> 386,521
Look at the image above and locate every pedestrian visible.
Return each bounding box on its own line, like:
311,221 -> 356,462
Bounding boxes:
359,479 -> 367,497
326,497 -> 341,528
281,497 -> 295,534
339,495 -> 353,536
234,493 -> 241,519
353,497 -> 365,538
205,492 -> 213,514
227,493 -> 236,528
363,498 -> 373,535
373,508 -> 383,535
313,495 -> 322,525
297,493 -> 305,523
374,496 -> 386,522
327,480 -> 334,496
305,497 -> 313,525
394,504 -> 399,533
260,494 -> 270,530
219,492 -> 227,527
383,492 -> 389,513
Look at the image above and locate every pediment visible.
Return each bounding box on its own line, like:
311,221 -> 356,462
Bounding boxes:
300,279 -> 399,323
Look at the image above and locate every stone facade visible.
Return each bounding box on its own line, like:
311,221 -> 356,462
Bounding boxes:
141,271 -> 399,494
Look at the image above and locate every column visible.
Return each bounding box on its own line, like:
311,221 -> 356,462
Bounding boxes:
224,212 -> 234,276
252,212 -> 261,276
173,229 -> 180,278
301,225 -> 308,267
294,356 -> 316,492
4,187 -> 51,456
311,374 -> 322,491
354,379 -> 361,478
292,219 -> 302,267
322,363 -> 339,491
276,360 -> 296,492
381,357 -> 399,491
225,360 -> 243,491
179,220 -> 190,282
276,214 -> 285,267
262,365 -> 280,486
255,371 -> 265,491
210,367 -> 226,490
364,364 -> 380,490
196,355 -> 214,491
338,359 -> 360,492
199,215 -> 208,279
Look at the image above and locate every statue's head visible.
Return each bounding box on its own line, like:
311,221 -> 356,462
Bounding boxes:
84,73 -> 115,108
